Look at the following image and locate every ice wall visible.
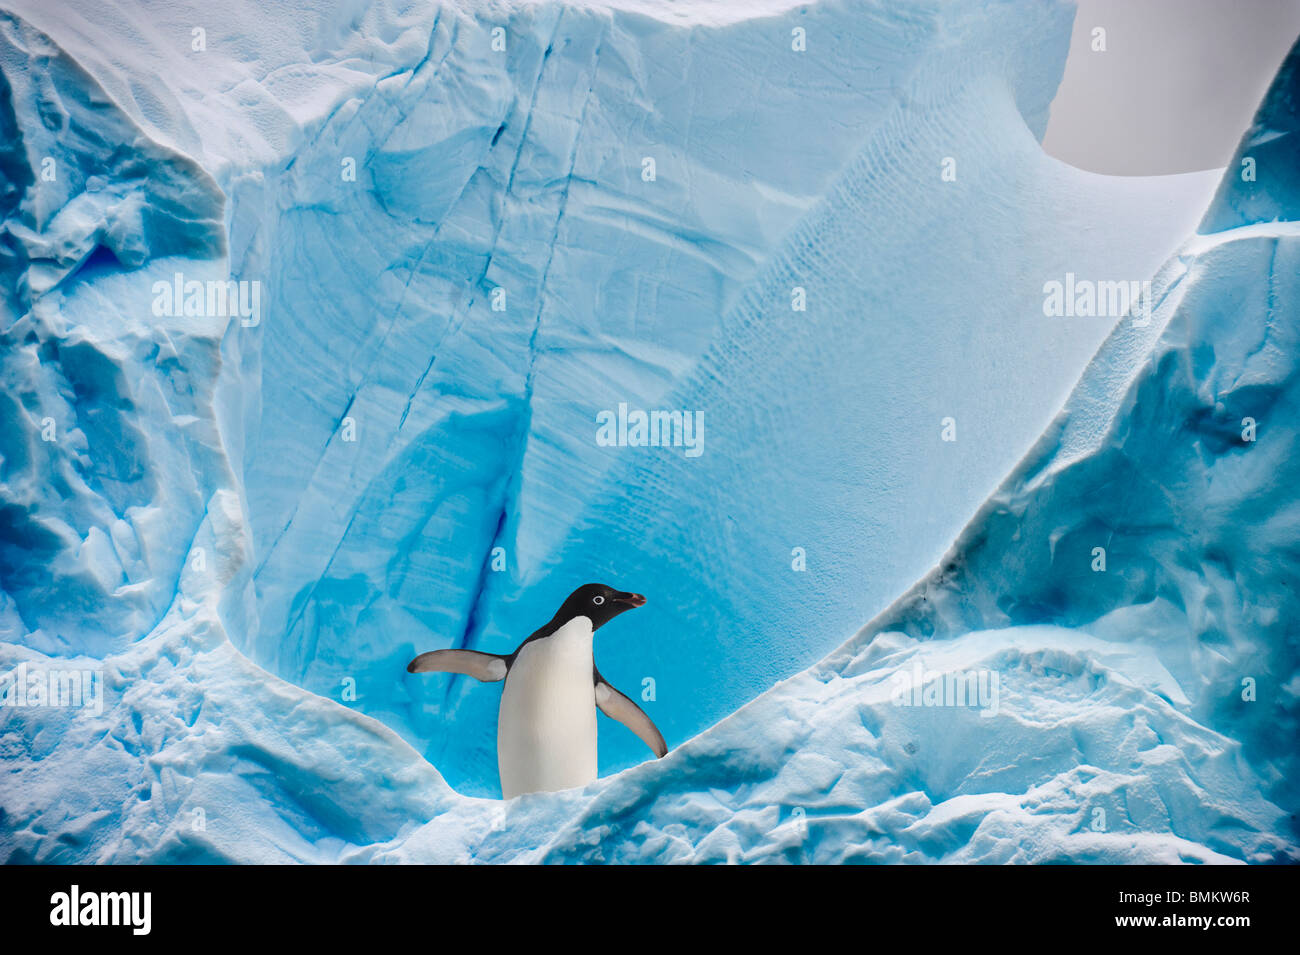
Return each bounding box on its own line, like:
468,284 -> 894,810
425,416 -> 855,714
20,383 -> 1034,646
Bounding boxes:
4,0 -> 1290,864
0,10 -> 228,658
1,0 -> 1214,796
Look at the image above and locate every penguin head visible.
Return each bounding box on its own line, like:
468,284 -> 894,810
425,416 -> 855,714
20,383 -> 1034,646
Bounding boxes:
556,582 -> 646,630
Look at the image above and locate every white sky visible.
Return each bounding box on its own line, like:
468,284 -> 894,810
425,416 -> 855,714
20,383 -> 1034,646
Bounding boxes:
1045,0 -> 1300,174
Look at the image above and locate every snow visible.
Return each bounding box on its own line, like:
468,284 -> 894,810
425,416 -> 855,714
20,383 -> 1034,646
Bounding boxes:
1,0 -> 1294,863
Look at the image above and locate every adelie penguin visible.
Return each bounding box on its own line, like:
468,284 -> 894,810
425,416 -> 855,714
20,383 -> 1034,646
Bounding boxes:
407,583 -> 668,798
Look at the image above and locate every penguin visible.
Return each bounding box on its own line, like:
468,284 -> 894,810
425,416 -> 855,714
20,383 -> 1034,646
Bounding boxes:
406,583 -> 668,798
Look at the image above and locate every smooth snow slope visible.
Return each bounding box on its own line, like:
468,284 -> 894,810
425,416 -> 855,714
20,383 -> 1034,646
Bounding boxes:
4,0 -> 1287,863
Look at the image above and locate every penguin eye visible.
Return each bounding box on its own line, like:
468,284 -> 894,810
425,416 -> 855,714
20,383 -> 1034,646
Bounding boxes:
592,595 -> 605,606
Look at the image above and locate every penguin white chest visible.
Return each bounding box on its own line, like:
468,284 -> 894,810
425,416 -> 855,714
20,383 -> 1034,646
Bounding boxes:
497,616 -> 598,798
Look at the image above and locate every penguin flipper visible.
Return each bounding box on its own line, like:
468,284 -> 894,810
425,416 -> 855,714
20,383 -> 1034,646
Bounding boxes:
406,649 -> 508,682
594,668 -> 668,758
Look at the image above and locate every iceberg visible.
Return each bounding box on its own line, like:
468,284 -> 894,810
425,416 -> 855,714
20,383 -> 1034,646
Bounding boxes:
0,0 -> 1294,863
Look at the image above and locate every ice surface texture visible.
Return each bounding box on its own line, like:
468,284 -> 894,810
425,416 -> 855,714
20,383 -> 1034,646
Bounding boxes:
0,0 -> 1293,862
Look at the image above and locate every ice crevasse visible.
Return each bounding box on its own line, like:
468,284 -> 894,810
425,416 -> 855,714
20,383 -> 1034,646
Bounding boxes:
0,0 -> 1295,862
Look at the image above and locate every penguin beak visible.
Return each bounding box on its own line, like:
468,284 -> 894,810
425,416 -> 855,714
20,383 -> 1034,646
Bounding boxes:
613,592 -> 646,608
